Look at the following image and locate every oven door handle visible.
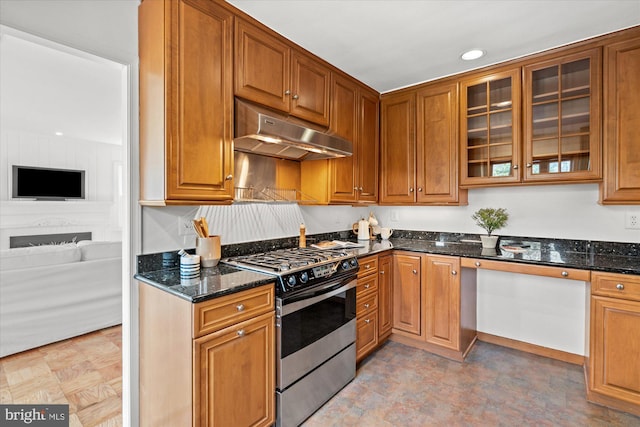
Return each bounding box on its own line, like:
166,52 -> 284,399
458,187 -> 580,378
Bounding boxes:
280,278 -> 357,316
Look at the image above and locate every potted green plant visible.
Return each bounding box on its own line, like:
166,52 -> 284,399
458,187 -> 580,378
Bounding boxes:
471,207 -> 509,248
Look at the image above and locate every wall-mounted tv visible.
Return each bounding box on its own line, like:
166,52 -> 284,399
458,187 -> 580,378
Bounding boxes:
12,165 -> 85,200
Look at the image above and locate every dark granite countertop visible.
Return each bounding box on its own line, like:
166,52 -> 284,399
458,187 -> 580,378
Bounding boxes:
135,264 -> 275,303
135,230 -> 639,303
350,238 -> 640,275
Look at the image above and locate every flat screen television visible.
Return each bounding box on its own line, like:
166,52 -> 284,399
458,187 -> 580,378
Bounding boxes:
12,165 -> 85,200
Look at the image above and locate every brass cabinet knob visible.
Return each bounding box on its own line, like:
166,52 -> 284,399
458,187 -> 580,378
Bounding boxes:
225,174 -> 233,181
561,271 -> 569,277
409,187 -> 414,193
452,270 -> 457,275
236,304 -> 245,312
292,94 -> 299,100
616,283 -> 625,290
364,284 -> 370,289
475,261 -> 481,267
284,90 -> 291,95
513,165 -> 519,169
364,303 -> 370,309
412,269 -> 417,274
237,329 -> 245,337
365,319 -> 371,324
380,270 -> 385,275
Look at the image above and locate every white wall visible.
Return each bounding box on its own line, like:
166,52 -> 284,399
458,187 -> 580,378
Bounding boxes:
374,184 -> 640,243
0,2 -> 139,426
1,130 -> 122,202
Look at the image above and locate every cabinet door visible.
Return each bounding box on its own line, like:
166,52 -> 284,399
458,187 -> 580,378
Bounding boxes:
416,82 -> 465,204
590,296 -> 640,405
168,0 -> 234,202
378,254 -> 394,339
235,17 -> 290,112
523,49 -> 602,182
358,88 -> 380,203
460,69 -> 521,186
424,255 -> 461,351
380,92 -> 416,203
194,311 -> 275,427
328,74 -> 359,202
356,310 -> 378,362
291,51 -> 330,125
392,253 -> 421,336
601,36 -> 640,204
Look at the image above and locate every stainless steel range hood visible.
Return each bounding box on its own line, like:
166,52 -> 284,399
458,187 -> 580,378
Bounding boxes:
234,98 -> 352,161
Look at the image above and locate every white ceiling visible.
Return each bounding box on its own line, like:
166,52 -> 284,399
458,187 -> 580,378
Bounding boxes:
0,28 -> 125,145
226,0 -> 640,93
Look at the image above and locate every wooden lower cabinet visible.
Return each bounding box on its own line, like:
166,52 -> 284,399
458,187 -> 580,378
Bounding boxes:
356,255 -> 379,362
392,252 -> 422,337
139,283 -> 275,427
391,252 -> 476,361
378,254 -> 394,340
588,272 -> 640,416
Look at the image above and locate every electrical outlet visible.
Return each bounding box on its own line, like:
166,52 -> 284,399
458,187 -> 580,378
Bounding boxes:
178,216 -> 196,236
625,212 -> 640,230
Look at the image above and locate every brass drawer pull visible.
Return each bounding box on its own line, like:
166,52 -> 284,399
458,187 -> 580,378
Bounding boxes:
365,319 -> 371,324
236,304 -> 245,312
475,261 -> 481,267
364,303 -> 370,309
237,329 -> 245,337
616,283 -> 625,290
561,271 -> 569,277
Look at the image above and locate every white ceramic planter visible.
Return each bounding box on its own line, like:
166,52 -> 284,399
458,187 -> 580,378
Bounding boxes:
480,235 -> 499,249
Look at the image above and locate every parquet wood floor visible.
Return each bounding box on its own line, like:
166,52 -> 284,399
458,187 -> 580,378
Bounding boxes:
0,325 -> 122,427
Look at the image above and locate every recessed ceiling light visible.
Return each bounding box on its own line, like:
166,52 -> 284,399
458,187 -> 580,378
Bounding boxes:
461,49 -> 485,61
55,131 -> 63,136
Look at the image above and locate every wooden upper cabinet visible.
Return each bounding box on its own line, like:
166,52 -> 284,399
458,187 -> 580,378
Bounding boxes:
328,74 -> 359,202
600,35 -> 640,204
291,51 -> 331,125
358,89 -> 380,203
234,17 -> 330,126
139,0 -> 234,205
523,48 -> 602,183
380,92 -> 416,203
416,82 -> 467,204
327,74 -> 379,203
460,68 -> 522,186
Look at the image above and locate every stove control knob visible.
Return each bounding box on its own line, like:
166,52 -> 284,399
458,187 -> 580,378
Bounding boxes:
342,261 -> 350,271
286,275 -> 297,287
299,272 -> 309,283
350,259 -> 358,268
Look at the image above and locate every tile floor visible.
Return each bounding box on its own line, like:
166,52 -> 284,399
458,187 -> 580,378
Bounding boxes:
303,340 -> 640,426
3,328 -> 639,426
0,326 -> 122,427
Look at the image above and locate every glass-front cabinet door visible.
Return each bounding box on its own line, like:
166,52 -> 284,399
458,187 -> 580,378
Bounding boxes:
523,48 -> 601,182
460,69 -> 521,186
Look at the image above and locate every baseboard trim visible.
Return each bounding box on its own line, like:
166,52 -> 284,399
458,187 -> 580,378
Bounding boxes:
476,332 -> 584,365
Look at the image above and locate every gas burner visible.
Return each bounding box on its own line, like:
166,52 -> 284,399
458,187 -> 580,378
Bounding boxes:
220,247 -> 359,295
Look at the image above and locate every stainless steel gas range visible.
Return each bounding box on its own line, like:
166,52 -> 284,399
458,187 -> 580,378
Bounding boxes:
221,247 -> 359,427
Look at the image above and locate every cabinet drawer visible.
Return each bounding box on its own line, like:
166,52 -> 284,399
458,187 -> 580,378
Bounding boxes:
357,292 -> 378,317
193,285 -> 274,338
358,256 -> 379,278
462,258 -> 590,281
357,274 -> 378,296
592,272 -> 640,301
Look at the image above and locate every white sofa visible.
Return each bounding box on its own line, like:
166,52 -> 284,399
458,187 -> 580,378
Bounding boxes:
0,240 -> 122,357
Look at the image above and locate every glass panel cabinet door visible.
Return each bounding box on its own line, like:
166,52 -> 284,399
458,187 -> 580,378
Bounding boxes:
523,48 -> 601,182
460,69 -> 521,185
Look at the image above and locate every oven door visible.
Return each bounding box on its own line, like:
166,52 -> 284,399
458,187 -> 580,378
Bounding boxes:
276,273 -> 357,391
